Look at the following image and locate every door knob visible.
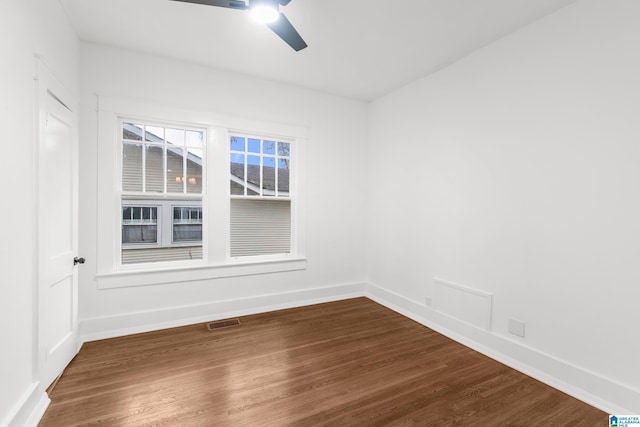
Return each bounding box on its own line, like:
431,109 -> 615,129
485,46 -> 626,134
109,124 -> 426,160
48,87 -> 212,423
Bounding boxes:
73,257 -> 86,265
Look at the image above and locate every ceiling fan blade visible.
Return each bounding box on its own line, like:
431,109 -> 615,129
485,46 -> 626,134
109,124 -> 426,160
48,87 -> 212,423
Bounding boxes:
266,13 -> 307,51
170,0 -> 247,10
279,0 -> 292,5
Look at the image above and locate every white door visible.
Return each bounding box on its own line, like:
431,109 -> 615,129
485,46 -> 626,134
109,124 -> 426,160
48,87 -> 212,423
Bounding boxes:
37,62 -> 79,389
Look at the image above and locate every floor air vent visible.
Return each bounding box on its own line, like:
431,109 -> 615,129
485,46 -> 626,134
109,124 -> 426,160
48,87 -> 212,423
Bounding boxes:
207,318 -> 241,331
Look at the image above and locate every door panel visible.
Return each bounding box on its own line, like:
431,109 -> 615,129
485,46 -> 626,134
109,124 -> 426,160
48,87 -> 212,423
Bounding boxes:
42,111 -> 74,286
43,112 -> 72,259
44,276 -> 73,352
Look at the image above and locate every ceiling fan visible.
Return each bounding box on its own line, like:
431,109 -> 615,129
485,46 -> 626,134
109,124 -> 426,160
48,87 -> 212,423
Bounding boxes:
171,0 -> 308,51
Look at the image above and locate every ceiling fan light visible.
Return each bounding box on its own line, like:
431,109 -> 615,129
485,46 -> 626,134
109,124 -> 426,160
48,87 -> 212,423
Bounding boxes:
250,5 -> 279,23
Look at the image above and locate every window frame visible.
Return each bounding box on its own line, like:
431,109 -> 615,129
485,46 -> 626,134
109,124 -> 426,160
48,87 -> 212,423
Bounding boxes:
228,132 -> 295,259
119,118 -> 206,265
95,97 -> 307,289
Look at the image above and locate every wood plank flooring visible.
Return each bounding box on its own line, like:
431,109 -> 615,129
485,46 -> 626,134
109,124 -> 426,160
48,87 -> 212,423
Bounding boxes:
39,298 -> 606,426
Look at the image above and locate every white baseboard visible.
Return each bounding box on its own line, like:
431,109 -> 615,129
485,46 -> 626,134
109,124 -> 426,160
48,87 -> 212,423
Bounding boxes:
1,382 -> 50,427
80,282 -> 366,343
22,392 -> 49,427
365,281 -> 639,415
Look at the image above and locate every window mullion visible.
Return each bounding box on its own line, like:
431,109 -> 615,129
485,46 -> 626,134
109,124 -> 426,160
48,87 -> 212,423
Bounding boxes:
275,152 -> 279,197
168,203 -> 172,246
163,144 -> 167,194
243,147 -> 248,196
260,141 -> 264,196
142,142 -> 146,192
182,130 -> 187,193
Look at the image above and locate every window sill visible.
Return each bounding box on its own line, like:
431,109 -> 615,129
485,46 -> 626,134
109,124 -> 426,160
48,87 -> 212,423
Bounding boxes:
95,257 -> 307,290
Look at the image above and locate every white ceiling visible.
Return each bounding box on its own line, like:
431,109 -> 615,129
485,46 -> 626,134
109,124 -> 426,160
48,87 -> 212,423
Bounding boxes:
59,0 -> 576,101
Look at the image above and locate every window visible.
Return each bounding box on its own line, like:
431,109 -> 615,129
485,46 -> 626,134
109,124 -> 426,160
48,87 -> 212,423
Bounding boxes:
173,206 -> 203,242
229,135 -> 292,257
122,206 -> 158,244
96,97 -> 307,288
121,121 -> 204,264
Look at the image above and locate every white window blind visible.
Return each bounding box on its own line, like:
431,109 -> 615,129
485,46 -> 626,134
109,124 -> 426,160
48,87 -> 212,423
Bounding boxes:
230,199 -> 291,257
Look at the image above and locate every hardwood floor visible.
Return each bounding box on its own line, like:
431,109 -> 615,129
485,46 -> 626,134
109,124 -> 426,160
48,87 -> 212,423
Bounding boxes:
39,298 -> 605,426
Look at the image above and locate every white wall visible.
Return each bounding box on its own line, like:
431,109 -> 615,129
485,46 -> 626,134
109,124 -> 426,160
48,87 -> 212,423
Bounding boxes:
78,43 -> 368,337
366,0 -> 640,412
0,1 -> 78,426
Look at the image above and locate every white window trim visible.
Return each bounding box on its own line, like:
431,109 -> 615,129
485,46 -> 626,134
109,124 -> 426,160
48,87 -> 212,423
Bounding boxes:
95,96 -> 307,289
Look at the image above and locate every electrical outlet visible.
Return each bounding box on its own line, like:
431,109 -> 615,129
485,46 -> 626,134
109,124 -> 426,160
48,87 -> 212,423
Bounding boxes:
508,318 -> 525,338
